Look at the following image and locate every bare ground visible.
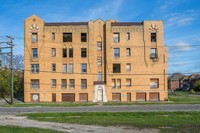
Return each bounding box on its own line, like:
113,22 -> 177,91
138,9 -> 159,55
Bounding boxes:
0,115 -> 159,133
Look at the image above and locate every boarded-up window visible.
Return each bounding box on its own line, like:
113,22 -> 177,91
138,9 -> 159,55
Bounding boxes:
79,93 -> 88,102
149,92 -> 159,101
112,93 -> 121,101
136,93 -> 146,101
62,93 -> 75,102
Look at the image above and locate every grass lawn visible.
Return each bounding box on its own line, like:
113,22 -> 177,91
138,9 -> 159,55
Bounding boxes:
23,111 -> 200,133
0,125 -> 62,133
168,91 -> 200,104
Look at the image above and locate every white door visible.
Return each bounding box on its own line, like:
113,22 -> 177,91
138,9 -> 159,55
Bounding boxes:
97,88 -> 103,101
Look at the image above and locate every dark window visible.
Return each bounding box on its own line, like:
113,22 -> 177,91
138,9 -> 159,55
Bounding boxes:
31,64 -> 39,73
52,63 -> 56,72
127,32 -> 130,40
81,33 -> 87,42
32,48 -> 38,58
69,48 -> 73,57
81,48 -> 87,57
31,79 -> 39,89
81,79 -> 87,89
62,48 -> 67,57
52,33 -> 55,40
151,33 -> 156,42
113,33 -> 120,43
150,48 -> 157,59
63,33 -> 72,42
81,64 -> 87,73
113,64 -> 121,73
31,33 -> 38,43
114,48 -> 120,57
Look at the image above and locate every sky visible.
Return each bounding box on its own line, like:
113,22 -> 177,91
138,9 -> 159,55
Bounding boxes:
0,0 -> 199,75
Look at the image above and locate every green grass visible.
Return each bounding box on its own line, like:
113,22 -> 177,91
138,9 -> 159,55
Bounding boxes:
23,111 -> 200,133
168,91 -> 200,104
0,125 -> 63,133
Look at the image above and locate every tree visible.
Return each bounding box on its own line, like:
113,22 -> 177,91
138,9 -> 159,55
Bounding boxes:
194,80 -> 200,91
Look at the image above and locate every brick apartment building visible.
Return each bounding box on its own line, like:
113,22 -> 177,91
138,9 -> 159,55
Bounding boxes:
24,15 -> 168,102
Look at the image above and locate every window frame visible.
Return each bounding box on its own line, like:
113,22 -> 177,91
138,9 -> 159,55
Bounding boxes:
113,33 -> 120,43
69,79 -> 75,88
61,79 -> 67,89
62,48 -> 67,57
127,32 -> 130,40
52,63 -> 56,72
69,63 -> 74,74
31,33 -> 38,43
81,79 -> 87,89
52,32 -> 55,40
32,48 -> 38,58
62,64 -> 67,73
31,79 -> 39,89
81,63 -> 87,73
150,78 -> 159,89
113,64 -> 121,73
31,64 -> 39,73
63,33 -> 72,42
51,79 -> 57,88
114,48 -> 120,57
51,48 -> 56,57
81,48 -> 87,58
126,48 -> 131,56
81,33 -> 87,42
69,48 -> 73,58
150,48 -> 157,59
151,33 -> 157,42
126,63 -> 131,72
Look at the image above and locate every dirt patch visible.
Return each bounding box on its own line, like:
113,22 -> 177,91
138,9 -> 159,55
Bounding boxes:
0,115 -> 159,133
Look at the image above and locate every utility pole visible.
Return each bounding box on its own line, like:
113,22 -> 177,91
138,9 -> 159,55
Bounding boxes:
7,36 -> 14,104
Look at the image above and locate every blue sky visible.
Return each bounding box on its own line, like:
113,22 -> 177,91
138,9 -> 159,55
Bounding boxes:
0,0 -> 200,74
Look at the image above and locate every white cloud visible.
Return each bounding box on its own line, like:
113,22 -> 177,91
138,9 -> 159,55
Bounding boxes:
174,41 -> 194,51
166,10 -> 198,26
88,0 -> 123,20
168,61 -> 189,66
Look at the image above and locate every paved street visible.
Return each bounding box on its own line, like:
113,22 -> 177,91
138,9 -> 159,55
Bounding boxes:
0,104 -> 200,115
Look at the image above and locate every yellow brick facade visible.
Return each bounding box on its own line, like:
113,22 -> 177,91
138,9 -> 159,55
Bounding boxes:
24,15 -> 168,102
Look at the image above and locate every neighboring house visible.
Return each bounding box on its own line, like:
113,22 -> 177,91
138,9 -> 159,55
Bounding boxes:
24,15 -> 168,102
168,73 -> 184,91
